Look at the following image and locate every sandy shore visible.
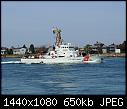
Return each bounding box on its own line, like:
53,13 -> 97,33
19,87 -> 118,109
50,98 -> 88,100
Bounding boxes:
1,54 -> 23,58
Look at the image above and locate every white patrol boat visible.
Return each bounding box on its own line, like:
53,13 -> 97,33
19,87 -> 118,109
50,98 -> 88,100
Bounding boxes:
21,27 -> 102,64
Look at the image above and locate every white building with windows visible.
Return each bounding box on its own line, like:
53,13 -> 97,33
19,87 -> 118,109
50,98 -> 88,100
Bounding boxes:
1,47 -> 7,55
1,49 -> 7,55
115,49 -> 121,53
13,47 -> 27,55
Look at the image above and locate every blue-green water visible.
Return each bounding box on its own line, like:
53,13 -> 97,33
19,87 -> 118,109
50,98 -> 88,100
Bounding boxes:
1,57 -> 125,95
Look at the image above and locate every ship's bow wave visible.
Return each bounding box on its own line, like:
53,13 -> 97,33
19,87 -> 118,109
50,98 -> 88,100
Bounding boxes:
1,61 -> 22,64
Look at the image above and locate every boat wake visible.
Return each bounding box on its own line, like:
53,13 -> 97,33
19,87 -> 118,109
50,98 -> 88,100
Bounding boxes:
1,61 -> 22,64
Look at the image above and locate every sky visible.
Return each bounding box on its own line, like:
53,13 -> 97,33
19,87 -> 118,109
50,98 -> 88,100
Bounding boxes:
1,1 -> 126,48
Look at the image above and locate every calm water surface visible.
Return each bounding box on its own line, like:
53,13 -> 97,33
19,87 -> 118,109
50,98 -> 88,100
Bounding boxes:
1,57 -> 125,95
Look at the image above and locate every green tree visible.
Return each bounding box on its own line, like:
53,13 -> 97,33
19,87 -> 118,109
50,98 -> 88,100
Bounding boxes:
23,44 -> 27,48
7,49 -> 13,55
29,44 -> 35,53
84,44 -> 92,54
97,43 -> 104,54
118,41 -> 125,53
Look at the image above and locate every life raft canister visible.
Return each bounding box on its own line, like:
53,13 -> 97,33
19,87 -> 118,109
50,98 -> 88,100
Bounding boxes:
84,55 -> 89,61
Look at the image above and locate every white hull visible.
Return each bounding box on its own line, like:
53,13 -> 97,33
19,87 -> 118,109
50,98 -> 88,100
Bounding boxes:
83,59 -> 102,63
21,56 -> 102,64
21,57 -> 84,64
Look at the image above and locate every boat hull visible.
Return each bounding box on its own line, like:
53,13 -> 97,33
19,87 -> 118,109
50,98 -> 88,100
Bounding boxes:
21,57 -> 84,64
84,59 -> 102,63
21,56 -> 102,64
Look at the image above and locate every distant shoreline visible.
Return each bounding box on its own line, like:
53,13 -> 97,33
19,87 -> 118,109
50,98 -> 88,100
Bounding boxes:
99,53 -> 125,57
1,53 -> 125,58
1,54 -> 23,58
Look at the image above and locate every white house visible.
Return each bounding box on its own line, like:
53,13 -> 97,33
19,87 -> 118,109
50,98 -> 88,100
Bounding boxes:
1,49 -> 7,55
1,47 -> 7,55
102,45 -> 107,54
13,47 -> 27,55
115,49 -> 121,53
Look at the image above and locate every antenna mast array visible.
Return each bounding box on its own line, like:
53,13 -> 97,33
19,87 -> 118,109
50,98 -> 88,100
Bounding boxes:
52,27 -> 62,47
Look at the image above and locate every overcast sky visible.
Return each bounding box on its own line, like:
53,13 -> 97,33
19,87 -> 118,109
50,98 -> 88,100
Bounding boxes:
1,1 -> 126,48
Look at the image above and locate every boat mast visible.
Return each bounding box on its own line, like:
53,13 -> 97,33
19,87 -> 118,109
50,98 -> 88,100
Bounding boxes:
52,27 -> 62,47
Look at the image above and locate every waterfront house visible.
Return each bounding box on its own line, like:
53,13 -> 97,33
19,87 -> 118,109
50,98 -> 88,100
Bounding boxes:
13,47 -> 27,55
102,45 -> 107,54
91,45 -> 98,52
92,42 -> 104,54
115,48 -> 121,53
107,43 -> 116,53
94,41 -> 104,48
1,47 -> 7,55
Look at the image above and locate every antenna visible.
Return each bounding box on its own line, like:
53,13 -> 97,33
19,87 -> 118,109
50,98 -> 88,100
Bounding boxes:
52,27 -> 62,47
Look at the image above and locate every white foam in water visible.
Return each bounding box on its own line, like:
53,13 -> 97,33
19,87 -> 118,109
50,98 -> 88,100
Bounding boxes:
1,61 -> 22,64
